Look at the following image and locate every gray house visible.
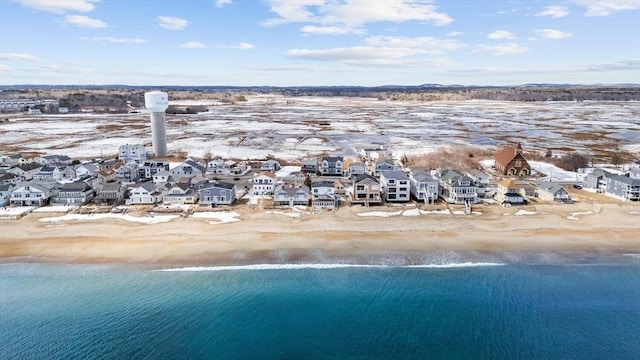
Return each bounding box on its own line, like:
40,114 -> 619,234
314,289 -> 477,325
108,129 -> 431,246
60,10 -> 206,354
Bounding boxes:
0,184 -> 13,207
96,182 -> 127,205
261,160 -> 281,172
138,160 -> 170,181
301,159 -> 318,175
52,181 -> 95,205
320,156 -> 344,176
273,184 -> 310,207
379,170 -> 411,202
199,181 -> 237,206
408,169 -> 439,204
438,169 -> 479,205
605,174 -> 640,202
374,159 -> 396,176
537,182 -> 572,203
115,162 -> 140,182
584,169 -> 609,193
311,180 -> 339,210
10,180 -> 58,207
172,159 -> 206,178
348,162 -> 366,178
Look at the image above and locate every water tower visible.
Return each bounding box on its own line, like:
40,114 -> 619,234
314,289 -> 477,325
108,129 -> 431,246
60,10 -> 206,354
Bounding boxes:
144,91 -> 169,157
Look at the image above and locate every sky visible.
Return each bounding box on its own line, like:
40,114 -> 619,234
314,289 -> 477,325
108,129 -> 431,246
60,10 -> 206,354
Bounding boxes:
0,0 -> 639,86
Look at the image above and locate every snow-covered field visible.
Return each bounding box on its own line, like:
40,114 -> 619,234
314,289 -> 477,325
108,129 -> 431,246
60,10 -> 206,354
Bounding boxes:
2,97 -> 638,161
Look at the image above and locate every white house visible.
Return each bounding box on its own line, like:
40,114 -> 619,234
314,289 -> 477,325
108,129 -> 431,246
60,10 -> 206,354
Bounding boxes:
408,168 -> 439,204
119,144 -> 147,163
252,171 -> 276,195
127,182 -> 162,205
10,180 -> 58,207
379,170 -> 411,202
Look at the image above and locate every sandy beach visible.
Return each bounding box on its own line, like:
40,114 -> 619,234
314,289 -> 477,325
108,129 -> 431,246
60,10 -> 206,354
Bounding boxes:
1,202 -> 639,265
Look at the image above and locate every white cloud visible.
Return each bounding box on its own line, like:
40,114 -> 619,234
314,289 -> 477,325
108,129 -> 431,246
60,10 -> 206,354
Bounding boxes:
263,0 -> 453,28
571,0 -> 640,16
473,43 -> 529,56
216,0 -> 232,7
0,52 -> 41,61
17,0 -> 98,13
41,64 -> 59,70
64,15 -> 107,28
179,41 -> 206,49
365,36 -> 466,54
301,25 -> 364,35
446,31 -> 463,37
488,30 -> 516,40
233,42 -> 255,50
536,6 -> 570,18
535,29 -> 574,39
0,64 -> 8,73
285,46 -> 454,67
158,16 -> 189,30
80,36 -> 146,43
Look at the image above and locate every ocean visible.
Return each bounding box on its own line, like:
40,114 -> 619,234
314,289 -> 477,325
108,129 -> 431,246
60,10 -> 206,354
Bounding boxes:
1,253 -> 639,359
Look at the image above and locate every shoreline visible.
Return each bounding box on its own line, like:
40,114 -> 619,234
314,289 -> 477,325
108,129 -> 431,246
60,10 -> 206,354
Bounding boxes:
1,203 -> 639,265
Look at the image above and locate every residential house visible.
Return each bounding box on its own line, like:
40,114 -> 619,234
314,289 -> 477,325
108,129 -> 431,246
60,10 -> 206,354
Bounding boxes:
495,179 -> 526,205
348,162 -> 366,178
251,171 -> 276,195
119,144 -> 147,163
311,181 -> 339,210
36,154 -> 72,166
162,183 -> 198,204
52,181 -> 95,205
208,159 -> 251,176
301,159 -> 318,175
351,173 -> 382,206
152,170 -> 175,185
95,182 -> 127,205
357,144 -> 390,165
629,167 -> 640,180
261,160 -> 281,172
3,154 -> 27,167
537,182 -> 571,203
75,163 -> 99,177
198,181 -> 237,206
604,174 -> 640,202
9,162 -> 42,180
10,180 -> 58,207
127,182 -> 162,205
0,184 -> 13,207
53,166 -> 77,182
334,178 -> 347,196
584,169 -> 610,193
273,184 -> 310,207
115,162 -> 139,182
374,159 -> 396,176
98,168 -> 117,183
0,172 -> 23,186
408,168 -> 439,204
138,160 -> 170,181
32,166 -> 56,181
320,156 -> 344,176
379,170 -> 411,202
494,143 -> 531,176
438,169 -> 480,205
172,158 -> 206,178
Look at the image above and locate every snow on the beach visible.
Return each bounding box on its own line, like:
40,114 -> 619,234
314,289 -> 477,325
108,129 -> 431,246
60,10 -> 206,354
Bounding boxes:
191,211 -> 240,223
357,210 -> 403,217
265,210 -> 301,218
0,206 -> 34,217
32,205 -> 78,213
357,208 -> 455,217
39,213 -> 179,224
567,211 -> 593,220
513,209 -> 537,216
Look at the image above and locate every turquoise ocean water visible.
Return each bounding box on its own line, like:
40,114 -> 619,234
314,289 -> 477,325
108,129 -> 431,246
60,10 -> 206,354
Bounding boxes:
1,254 -> 639,359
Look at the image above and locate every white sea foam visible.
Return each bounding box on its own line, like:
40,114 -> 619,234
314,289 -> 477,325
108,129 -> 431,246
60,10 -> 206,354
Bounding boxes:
154,262 -> 506,272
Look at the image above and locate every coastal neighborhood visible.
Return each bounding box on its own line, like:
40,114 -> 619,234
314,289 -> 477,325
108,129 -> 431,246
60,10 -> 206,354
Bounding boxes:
1,141 -> 638,220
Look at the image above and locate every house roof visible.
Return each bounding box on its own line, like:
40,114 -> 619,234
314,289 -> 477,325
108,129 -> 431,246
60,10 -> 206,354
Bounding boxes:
608,174 -> 640,186
0,184 -> 13,191
380,170 -> 409,180
18,162 -> 42,171
0,173 -> 19,181
138,182 -> 157,192
39,166 -> 55,172
275,184 -> 309,196
99,168 -> 115,176
323,156 -> 343,162
410,169 -> 436,183
495,143 -> 529,167
255,171 -> 276,179
60,181 -> 92,192
376,158 -> 395,166
498,179 -> 517,189
354,173 -> 379,184
538,181 -> 566,194
311,181 -> 335,188
100,182 -> 123,192
215,181 -> 236,190
349,162 -> 365,168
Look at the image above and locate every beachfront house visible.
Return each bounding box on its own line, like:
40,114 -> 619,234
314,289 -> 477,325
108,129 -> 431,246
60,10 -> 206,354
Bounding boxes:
9,162 -> 42,180
10,180 -> 58,207
273,184 -> 310,207
495,179 -> 526,206
348,162 -> 366,178
127,182 -> 162,205
198,181 -> 237,206
0,184 -> 14,207
334,178 -> 347,195
408,168 -> 439,204
494,143 -> 531,176
351,173 -> 382,206
95,182 -> 127,205
379,170 -> 411,203
320,156 -> 344,176
537,182 -> 572,203
438,169 -> 480,205
311,180 -> 339,210
252,171 -> 276,195
162,183 -> 198,204
604,174 -> 640,202
52,181 -> 95,205
118,144 -> 147,163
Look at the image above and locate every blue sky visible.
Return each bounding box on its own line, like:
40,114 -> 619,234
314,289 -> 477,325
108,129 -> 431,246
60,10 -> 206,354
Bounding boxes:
1,0 -> 639,86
